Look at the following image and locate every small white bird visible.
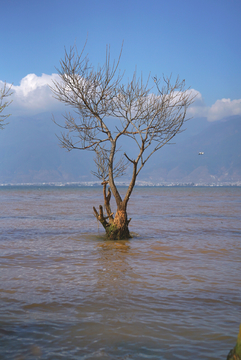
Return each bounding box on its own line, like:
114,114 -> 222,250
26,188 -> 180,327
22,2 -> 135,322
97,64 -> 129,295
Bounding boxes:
198,152 -> 204,155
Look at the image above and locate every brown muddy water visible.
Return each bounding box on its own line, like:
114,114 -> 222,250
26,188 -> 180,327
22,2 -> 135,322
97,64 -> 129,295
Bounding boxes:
0,185 -> 240,359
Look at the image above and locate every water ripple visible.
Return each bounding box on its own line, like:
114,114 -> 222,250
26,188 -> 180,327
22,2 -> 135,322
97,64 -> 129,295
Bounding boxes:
0,186 -> 240,359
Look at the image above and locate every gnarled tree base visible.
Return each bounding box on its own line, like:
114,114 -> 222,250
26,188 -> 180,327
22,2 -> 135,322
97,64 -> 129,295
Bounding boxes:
106,223 -> 131,240
227,349 -> 241,360
227,324 -> 241,360
93,182 -> 132,240
93,205 -> 132,240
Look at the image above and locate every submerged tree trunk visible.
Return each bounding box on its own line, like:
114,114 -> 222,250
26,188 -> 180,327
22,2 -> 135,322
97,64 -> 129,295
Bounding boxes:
93,181 -> 132,240
227,324 -> 241,360
107,207 -> 131,240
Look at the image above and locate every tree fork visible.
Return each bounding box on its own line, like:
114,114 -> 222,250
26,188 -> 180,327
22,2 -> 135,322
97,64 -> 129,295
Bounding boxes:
93,205 -> 110,229
93,182 -> 132,240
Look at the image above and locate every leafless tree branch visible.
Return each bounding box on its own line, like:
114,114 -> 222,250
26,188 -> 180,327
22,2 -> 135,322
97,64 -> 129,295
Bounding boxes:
0,82 -> 13,129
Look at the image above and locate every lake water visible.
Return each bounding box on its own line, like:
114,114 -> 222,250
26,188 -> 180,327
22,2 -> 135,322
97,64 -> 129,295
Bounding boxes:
0,185 -> 240,359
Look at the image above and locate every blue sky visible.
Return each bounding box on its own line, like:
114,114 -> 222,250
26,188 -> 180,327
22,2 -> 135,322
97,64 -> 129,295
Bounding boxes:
1,0 -> 241,121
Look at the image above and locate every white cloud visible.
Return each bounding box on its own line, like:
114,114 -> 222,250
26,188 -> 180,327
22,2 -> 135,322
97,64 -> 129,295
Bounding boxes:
1,74 -> 241,121
187,91 -> 241,121
186,90 -> 209,118
0,73 -> 62,116
207,98 -> 241,121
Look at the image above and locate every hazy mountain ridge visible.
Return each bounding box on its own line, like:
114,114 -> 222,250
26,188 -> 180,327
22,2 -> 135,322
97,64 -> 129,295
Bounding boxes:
143,115 -> 241,184
0,113 -> 240,185
0,113 -> 93,184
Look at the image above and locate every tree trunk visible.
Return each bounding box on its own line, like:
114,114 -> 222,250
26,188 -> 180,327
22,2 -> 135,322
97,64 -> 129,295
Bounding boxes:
93,182 -> 131,240
106,207 -> 131,240
227,324 -> 241,360
93,204 -> 131,240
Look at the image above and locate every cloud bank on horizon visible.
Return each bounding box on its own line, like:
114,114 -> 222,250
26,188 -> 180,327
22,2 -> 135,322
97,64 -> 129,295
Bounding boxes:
1,74 -> 241,122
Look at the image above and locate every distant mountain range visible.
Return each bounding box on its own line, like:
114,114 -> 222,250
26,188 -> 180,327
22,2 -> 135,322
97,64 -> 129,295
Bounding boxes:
0,113 -> 240,185
142,115 -> 241,185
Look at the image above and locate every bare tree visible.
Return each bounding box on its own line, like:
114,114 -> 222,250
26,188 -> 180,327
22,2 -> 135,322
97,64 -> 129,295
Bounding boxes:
51,44 -> 195,240
0,82 -> 12,129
